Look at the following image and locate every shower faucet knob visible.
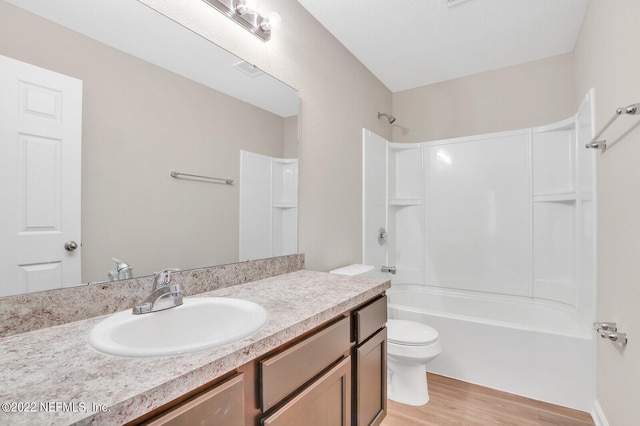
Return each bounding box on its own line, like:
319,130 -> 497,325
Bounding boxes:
378,227 -> 387,245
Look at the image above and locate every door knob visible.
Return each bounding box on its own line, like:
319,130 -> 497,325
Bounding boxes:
64,241 -> 78,251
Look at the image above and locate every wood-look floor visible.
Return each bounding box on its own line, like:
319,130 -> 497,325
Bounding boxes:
381,373 -> 594,426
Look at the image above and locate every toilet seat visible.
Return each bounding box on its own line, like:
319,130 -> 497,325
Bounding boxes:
387,319 -> 439,346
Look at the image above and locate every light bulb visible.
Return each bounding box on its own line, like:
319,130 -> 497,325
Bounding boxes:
260,12 -> 282,32
265,12 -> 281,29
235,0 -> 250,15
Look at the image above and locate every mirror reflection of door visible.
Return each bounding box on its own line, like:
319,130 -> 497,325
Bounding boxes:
0,55 -> 82,297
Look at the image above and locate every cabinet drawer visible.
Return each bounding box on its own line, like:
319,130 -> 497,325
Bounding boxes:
261,357 -> 351,426
354,296 -> 387,344
260,316 -> 350,412
146,374 -> 244,426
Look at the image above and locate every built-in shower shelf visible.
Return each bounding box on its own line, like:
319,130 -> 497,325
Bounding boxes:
533,192 -> 577,202
389,198 -> 422,206
273,202 -> 297,208
389,142 -> 422,150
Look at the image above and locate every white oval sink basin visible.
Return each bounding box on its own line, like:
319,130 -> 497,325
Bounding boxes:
88,297 -> 268,357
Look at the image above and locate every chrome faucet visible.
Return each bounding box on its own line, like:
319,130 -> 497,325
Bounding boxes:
109,258 -> 134,281
132,269 -> 183,315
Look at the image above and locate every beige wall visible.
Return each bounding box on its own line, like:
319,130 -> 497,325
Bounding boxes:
283,115 -> 299,159
0,2 -> 289,282
574,0 -> 640,424
392,53 -> 576,143
138,0 -> 393,273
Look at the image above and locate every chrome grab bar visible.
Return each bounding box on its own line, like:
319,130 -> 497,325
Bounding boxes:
170,170 -> 234,185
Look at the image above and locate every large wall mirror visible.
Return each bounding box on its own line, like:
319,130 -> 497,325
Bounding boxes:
0,0 -> 299,297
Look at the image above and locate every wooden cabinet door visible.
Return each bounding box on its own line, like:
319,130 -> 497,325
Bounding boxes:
146,374 -> 244,426
355,328 -> 387,426
261,357 -> 351,426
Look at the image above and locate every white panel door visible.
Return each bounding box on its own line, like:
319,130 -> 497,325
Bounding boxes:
0,55 -> 82,297
362,129 -> 388,269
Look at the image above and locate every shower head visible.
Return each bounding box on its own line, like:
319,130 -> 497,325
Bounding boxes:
378,112 -> 396,124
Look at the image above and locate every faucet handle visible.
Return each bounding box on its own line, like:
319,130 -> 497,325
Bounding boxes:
153,268 -> 180,288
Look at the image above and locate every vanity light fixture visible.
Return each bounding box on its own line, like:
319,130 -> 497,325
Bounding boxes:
202,0 -> 281,41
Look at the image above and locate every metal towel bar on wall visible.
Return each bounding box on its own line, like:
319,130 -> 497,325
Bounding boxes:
585,103 -> 640,151
593,322 -> 628,345
170,171 -> 234,185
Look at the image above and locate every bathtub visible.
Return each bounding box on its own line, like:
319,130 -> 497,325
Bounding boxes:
387,284 -> 596,412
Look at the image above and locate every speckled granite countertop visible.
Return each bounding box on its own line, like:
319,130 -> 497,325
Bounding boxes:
0,270 -> 389,425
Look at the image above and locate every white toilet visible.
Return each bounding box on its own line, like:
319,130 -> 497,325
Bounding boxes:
386,319 -> 441,405
329,264 -> 442,406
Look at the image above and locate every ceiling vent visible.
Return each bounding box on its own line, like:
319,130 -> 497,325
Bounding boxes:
232,61 -> 264,78
445,0 -> 474,7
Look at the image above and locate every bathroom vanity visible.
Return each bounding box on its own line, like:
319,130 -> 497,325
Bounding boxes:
142,294 -> 387,426
0,270 -> 389,425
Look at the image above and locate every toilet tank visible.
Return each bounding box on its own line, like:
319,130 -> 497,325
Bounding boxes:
329,264 -> 376,276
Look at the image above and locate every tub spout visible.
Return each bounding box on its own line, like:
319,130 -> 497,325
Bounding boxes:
382,265 -> 396,274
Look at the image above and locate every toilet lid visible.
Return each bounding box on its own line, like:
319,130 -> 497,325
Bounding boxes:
387,319 -> 439,346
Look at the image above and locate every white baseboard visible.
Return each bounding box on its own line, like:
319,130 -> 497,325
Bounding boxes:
592,399 -> 609,426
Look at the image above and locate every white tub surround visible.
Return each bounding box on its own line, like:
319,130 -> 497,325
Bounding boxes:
239,151 -> 298,262
362,90 -> 597,412
0,270 -> 389,425
363,90 -> 596,318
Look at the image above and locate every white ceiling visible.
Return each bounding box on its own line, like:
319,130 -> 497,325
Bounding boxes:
296,0 -> 590,92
